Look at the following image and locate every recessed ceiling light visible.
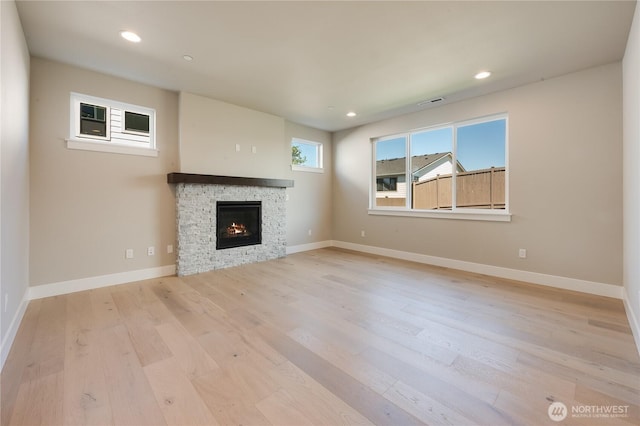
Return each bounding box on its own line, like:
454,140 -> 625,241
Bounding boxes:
120,31 -> 141,43
346,111 -> 357,117
475,71 -> 491,80
183,55 -> 194,62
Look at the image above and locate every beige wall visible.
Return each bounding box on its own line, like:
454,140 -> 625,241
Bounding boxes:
178,91 -> 333,249
284,121 -> 332,247
29,58 -> 179,286
179,92 -> 286,178
333,63 -> 623,287
28,67 -> 333,287
1,0 -> 30,362
623,5 -> 640,346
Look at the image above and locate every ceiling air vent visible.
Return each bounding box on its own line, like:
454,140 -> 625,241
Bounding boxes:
418,97 -> 445,107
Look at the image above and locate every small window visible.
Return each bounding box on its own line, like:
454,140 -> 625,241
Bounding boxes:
80,103 -> 108,139
79,103 -> 108,139
291,138 -> 323,172
377,177 -> 397,191
124,111 -> 150,135
68,92 -> 157,157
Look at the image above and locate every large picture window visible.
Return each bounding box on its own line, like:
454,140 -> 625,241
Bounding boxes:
372,114 -> 508,218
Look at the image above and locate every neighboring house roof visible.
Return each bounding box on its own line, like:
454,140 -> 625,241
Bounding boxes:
376,152 -> 465,177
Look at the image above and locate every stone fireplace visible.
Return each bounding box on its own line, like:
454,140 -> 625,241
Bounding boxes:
168,173 -> 293,276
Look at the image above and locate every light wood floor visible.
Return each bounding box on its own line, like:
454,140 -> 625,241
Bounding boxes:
2,248 -> 639,425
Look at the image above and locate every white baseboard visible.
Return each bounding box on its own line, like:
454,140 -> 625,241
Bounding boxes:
622,288 -> 640,355
1,290 -> 29,371
330,240 -> 623,300
286,240 -> 333,255
28,264 -> 176,300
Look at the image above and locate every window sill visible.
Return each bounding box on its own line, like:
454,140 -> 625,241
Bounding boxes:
368,208 -> 512,222
66,139 -> 158,157
291,165 -> 324,173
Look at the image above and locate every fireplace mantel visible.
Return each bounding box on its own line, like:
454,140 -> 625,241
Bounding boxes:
167,172 -> 294,188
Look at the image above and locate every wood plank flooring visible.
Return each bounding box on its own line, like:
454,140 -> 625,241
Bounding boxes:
2,248 -> 639,425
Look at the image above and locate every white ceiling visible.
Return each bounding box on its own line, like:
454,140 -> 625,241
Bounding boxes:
15,0 -> 636,132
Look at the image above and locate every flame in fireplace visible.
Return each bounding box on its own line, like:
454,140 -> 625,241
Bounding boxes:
226,222 -> 249,237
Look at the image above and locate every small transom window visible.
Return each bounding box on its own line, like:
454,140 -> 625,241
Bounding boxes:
68,92 -> 157,157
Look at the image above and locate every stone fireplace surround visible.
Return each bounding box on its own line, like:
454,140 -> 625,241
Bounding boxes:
168,173 -> 294,276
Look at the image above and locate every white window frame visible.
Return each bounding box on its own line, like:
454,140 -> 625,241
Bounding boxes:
369,113 -> 510,222
291,137 -> 324,173
68,92 -> 158,157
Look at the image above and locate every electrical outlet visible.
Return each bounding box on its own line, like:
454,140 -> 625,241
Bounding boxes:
148,246 -> 155,256
235,144 -> 240,152
361,230 -> 366,237
252,146 -> 257,154
308,229 -> 312,236
167,244 -> 174,254
125,249 -> 134,259
519,248 -> 527,259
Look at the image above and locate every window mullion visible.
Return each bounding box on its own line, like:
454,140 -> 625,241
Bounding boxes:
452,125 -> 458,211
405,134 -> 411,209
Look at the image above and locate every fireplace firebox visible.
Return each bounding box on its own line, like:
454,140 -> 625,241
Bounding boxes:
216,201 -> 262,250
